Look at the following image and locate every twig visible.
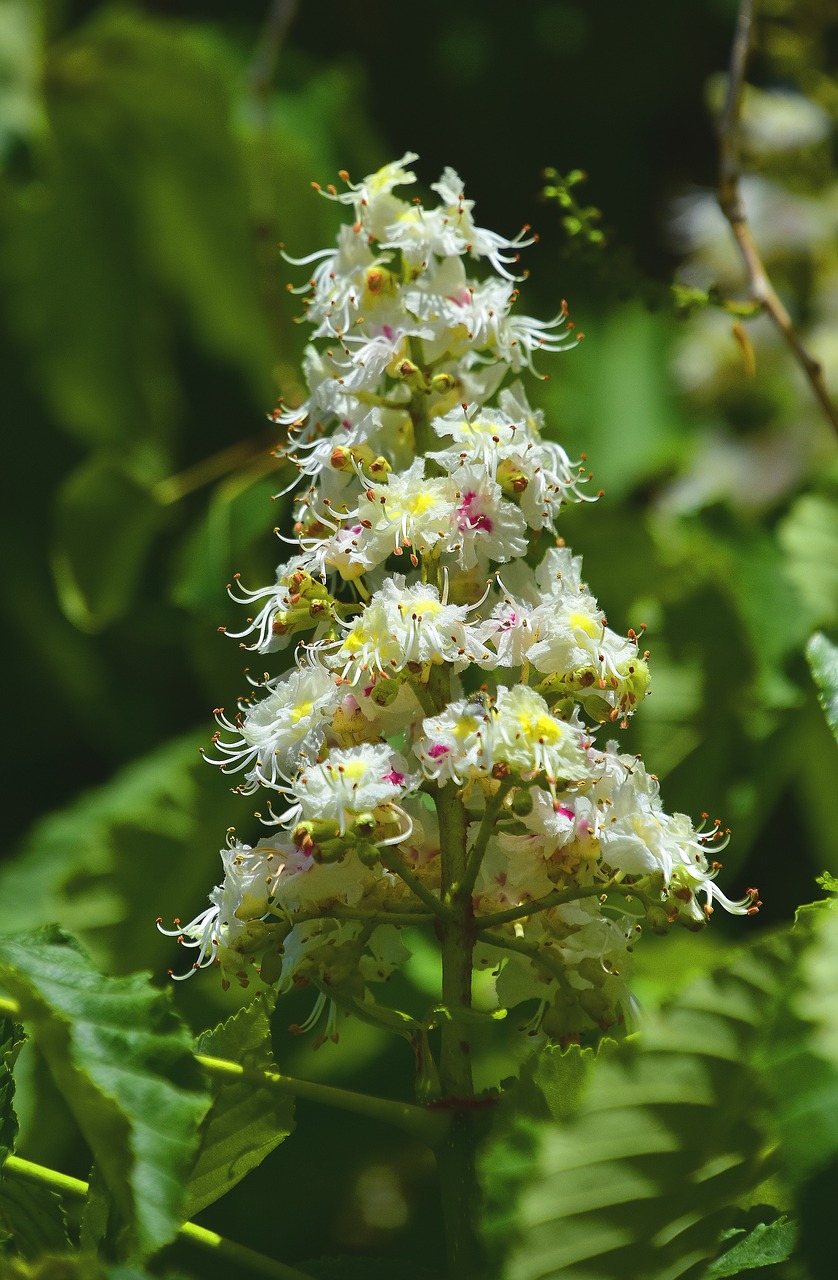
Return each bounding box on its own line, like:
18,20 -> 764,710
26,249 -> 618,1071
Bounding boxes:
717,0 -> 838,441
249,0 -> 300,105
2,1155 -> 316,1280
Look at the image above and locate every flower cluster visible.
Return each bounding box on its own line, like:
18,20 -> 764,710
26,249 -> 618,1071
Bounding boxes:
162,154 -> 758,1045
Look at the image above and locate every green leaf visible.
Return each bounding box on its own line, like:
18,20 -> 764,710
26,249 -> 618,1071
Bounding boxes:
0,730 -> 236,971
0,1015 -> 24,1162
778,494 -> 838,628
480,934 -> 794,1280
705,1215 -> 797,1276
170,470 -> 282,617
0,1018 -> 68,1259
0,928 -> 210,1258
1,7 -> 271,447
0,0 -> 45,162
0,1017 -> 70,1258
514,1040 -> 617,1123
762,901 -> 838,1187
186,992 -> 294,1216
805,632 -> 838,746
51,454 -> 167,632
0,1177 -> 71,1259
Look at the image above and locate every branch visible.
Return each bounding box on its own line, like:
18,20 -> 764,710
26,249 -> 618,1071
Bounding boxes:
474,879 -> 648,930
1,992 -> 448,1147
196,1053 -> 447,1146
2,1155 -> 316,1280
249,0 -> 300,105
379,845 -> 455,921
460,778 -> 514,901
717,0 -> 838,441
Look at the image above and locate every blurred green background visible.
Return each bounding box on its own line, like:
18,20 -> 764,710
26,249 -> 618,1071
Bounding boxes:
2,0 -> 838,1271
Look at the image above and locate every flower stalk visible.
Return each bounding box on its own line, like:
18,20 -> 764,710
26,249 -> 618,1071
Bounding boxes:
157,153 -> 759,1277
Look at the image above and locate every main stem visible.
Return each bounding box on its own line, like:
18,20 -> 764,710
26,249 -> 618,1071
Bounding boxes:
434,764 -> 485,1280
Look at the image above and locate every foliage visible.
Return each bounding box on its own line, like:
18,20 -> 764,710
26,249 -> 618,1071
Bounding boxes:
1,1 -> 838,1279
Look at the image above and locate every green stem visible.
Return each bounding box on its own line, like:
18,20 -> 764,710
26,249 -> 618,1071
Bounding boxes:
434,779 -> 485,1280
153,434 -> 276,506
477,927 -> 568,986
289,905 -> 436,926
380,846 -> 454,921
460,778 -> 514,901
197,1054 -> 447,1147
0,991 -> 447,1147
475,879 -> 649,929
1,1155 -> 315,1280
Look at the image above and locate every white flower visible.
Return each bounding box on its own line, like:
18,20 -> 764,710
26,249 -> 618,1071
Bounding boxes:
414,696 -> 492,784
489,685 -> 594,783
206,666 -> 343,791
446,461 -> 529,569
317,152 -> 420,240
320,576 -> 486,681
277,743 -> 415,834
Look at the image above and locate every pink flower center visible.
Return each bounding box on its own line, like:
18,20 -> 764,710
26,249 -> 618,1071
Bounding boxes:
383,769 -> 405,786
428,744 -> 450,759
457,491 -> 493,533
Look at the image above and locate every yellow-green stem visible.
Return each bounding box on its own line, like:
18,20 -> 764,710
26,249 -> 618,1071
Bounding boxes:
2,1155 -> 315,1280
434,779 -> 486,1280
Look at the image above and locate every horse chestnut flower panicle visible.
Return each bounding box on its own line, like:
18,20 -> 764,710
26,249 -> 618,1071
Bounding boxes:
161,155 -> 758,1043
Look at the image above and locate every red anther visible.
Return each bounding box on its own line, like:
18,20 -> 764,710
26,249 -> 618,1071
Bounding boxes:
326,184 -> 337,195
338,169 -> 350,181
310,181 -> 321,191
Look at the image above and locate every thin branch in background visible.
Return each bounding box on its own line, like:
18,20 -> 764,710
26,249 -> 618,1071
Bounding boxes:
716,0 -> 838,442
249,0 -> 300,106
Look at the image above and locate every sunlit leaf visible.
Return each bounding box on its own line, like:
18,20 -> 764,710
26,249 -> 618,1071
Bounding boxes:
0,0 -> 45,162
779,495 -> 838,628
805,632 -> 838,746
0,928 -> 210,1258
1,6 -> 272,446
705,1214 -> 797,1276
186,991 -> 294,1216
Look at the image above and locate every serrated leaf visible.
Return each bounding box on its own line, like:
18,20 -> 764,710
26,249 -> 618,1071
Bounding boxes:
778,494 -> 838,626
0,1177 -> 71,1259
185,991 -> 294,1216
0,1016 -> 67,1259
516,1040 -> 618,1124
52,454 -> 167,632
481,935 -> 794,1280
761,902 -> 838,1188
0,928 -> 210,1259
1,1015 -> 25,1161
805,632 -> 838,746
705,1215 -> 797,1276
